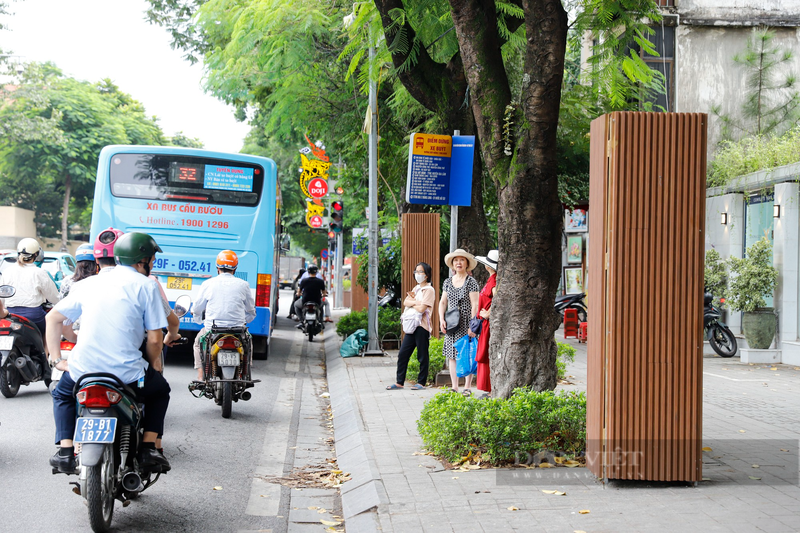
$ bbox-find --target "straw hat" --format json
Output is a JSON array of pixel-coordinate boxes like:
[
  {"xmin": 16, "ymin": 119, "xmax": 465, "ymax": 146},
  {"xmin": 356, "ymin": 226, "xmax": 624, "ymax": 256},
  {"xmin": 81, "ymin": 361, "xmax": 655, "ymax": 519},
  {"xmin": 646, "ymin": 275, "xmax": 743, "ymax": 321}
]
[
  {"xmin": 444, "ymin": 248, "xmax": 477, "ymax": 271},
  {"xmin": 475, "ymin": 250, "xmax": 499, "ymax": 270}
]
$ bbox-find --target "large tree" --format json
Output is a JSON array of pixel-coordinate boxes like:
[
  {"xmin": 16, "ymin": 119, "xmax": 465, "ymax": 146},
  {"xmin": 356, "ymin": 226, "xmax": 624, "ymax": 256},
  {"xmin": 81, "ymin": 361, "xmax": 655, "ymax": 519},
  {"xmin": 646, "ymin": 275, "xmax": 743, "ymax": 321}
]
[{"xmin": 0, "ymin": 66, "xmax": 165, "ymax": 247}]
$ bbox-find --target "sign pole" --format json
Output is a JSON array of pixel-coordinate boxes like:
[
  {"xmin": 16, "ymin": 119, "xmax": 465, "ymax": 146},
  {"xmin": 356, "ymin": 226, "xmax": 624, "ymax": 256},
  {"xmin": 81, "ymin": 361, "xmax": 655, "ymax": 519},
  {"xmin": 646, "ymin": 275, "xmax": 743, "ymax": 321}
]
[
  {"xmin": 335, "ymin": 232, "xmax": 344, "ymax": 309},
  {"xmin": 366, "ymin": 37, "xmax": 380, "ymax": 354},
  {"xmin": 449, "ymin": 130, "xmax": 460, "ymax": 255}
]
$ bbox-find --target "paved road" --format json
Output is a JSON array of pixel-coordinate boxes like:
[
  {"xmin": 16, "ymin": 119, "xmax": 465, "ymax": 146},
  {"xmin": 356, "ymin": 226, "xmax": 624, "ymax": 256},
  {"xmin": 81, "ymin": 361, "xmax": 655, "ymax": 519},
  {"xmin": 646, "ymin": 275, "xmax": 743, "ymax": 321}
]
[{"xmin": 0, "ymin": 289, "xmax": 341, "ymax": 532}]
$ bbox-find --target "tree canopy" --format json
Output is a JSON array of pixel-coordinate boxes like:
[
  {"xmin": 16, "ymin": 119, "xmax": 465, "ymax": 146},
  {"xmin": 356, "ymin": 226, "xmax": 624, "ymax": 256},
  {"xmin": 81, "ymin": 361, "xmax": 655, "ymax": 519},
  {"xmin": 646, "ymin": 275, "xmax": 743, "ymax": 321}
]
[{"xmin": 0, "ymin": 64, "xmax": 166, "ymax": 246}]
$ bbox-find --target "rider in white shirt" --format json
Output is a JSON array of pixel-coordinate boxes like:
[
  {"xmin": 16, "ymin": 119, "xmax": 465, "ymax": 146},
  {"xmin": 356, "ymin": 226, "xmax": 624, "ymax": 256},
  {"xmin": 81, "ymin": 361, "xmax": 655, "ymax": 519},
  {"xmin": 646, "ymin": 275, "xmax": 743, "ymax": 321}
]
[{"xmin": 191, "ymin": 250, "xmax": 256, "ymax": 381}]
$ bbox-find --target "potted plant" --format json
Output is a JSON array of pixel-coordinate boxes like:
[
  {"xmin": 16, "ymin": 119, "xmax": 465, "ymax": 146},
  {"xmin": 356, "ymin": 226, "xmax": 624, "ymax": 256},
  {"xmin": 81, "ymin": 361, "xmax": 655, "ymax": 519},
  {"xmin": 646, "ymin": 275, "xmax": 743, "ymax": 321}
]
[{"xmin": 726, "ymin": 237, "xmax": 779, "ymax": 349}]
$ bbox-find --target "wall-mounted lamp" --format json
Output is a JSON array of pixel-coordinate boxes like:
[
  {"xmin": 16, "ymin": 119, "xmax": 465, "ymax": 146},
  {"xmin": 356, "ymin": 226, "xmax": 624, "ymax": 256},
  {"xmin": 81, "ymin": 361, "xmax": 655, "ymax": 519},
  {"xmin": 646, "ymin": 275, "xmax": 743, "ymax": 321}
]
[
  {"xmin": 774, "ymin": 204, "xmax": 781, "ymax": 218},
  {"xmin": 721, "ymin": 212, "xmax": 728, "ymax": 225}
]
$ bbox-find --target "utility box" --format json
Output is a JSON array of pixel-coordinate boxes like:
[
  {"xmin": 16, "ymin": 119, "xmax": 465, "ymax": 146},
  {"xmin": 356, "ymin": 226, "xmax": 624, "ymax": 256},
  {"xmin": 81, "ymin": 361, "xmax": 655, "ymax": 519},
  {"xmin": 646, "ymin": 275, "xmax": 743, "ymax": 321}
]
[{"xmin": 586, "ymin": 112, "xmax": 707, "ymax": 482}]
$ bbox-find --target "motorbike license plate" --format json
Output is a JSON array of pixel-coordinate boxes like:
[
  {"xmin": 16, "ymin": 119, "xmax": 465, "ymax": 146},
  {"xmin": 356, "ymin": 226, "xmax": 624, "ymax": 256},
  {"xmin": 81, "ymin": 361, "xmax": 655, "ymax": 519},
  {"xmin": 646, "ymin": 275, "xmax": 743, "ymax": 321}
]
[
  {"xmin": 74, "ymin": 417, "xmax": 117, "ymax": 444},
  {"xmin": 0, "ymin": 336, "xmax": 13, "ymax": 350},
  {"xmin": 167, "ymin": 276, "xmax": 192, "ymax": 290},
  {"xmin": 217, "ymin": 350, "xmax": 240, "ymax": 366}
]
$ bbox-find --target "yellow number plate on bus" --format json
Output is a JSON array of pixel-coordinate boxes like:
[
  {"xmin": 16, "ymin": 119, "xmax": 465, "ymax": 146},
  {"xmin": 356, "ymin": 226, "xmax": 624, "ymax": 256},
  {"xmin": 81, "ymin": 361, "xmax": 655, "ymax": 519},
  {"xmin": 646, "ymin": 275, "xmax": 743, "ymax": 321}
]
[{"xmin": 167, "ymin": 277, "xmax": 192, "ymax": 290}]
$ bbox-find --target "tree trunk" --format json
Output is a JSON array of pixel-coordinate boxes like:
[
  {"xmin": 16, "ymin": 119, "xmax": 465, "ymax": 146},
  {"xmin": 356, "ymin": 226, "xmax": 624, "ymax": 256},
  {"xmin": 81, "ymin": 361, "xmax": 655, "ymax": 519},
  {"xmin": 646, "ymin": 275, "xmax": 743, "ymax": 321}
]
[
  {"xmin": 60, "ymin": 174, "xmax": 71, "ymax": 252},
  {"xmin": 449, "ymin": 0, "xmax": 568, "ymax": 397}
]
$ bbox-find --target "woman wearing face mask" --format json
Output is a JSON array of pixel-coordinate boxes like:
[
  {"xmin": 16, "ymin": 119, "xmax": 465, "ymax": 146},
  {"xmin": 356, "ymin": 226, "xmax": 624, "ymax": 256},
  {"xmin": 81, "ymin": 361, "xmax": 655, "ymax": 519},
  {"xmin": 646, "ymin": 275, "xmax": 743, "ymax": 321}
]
[{"xmin": 386, "ymin": 262, "xmax": 435, "ymax": 390}]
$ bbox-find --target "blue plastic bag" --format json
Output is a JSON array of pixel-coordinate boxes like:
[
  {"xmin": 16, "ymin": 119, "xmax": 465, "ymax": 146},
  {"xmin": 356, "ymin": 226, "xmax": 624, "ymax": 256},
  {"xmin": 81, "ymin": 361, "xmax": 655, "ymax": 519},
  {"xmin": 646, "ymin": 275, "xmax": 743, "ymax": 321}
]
[
  {"xmin": 454, "ymin": 335, "xmax": 478, "ymax": 378},
  {"xmin": 340, "ymin": 329, "xmax": 368, "ymax": 358}
]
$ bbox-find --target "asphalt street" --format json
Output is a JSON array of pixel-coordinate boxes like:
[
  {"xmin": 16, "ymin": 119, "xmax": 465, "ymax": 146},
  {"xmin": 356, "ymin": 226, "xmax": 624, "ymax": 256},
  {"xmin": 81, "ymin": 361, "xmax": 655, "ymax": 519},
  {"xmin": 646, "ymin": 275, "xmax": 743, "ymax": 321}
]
[{"xmin": 0, "ymin": 289, "xmax": 341, "ymax": 532}]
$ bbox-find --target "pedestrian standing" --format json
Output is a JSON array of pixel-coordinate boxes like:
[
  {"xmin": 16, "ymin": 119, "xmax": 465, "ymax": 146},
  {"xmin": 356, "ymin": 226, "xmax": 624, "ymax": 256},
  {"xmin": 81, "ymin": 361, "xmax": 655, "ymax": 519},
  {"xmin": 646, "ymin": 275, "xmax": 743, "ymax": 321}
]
[
  {"xmin": 439, "ymin": 249, "xmax": 480, "ymax": 395},
  {"xmin": 474, "ymin": 250, "xmax": 498, "ymax": 398},
  {"xmin": 386, "ymin": 262, "xmax": 435, "ymax": 390}
]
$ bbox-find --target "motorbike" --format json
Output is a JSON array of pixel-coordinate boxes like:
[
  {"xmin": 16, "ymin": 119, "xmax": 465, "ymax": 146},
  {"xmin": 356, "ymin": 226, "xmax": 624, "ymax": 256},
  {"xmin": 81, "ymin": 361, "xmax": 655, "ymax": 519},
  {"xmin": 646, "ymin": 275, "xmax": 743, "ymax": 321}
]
[
  {"xmin": 49, "ymin": 339, "xmax": 75, "ymax": 394},
  {"xmin": 189, "ymin": 297, "xmax": 260, "ymax": 418},
  {"xmin": 555, "ymin": 292, "xmax": 588, "ymax": 324},
  {"xmin": 54, "ymin": 295, "xmax": 191, "ymax": 532},
  {"xmin": 300, "ymin": 300, "xmax": 324, "ymax": 342},
  {"xmin": 704, "ymin": 293, "xmax": 738, "ymax": 357},
  {"xmin": 0, "ymin": 285, "xmax": 51, "ymax": 398}
]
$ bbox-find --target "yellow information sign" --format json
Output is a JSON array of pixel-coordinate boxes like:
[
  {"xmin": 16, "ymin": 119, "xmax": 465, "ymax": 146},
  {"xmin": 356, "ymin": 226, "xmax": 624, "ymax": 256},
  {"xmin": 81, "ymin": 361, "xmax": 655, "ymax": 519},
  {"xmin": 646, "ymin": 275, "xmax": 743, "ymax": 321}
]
[{"xmin": 411, "ymin": 133, "xmax": 452, "ymax": 157}]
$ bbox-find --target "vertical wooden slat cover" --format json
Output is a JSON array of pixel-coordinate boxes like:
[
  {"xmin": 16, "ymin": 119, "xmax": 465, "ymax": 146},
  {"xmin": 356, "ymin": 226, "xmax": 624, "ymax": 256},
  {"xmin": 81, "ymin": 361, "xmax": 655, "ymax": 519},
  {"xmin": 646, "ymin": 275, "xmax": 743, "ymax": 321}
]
[
  {"xmin": 350, "ymin": 260, "xmax": 368, "ymax": 312},
  {"xmin": 587, "ymin": 112, "xmax": 706, "ymax": 482},
  {"xmin": 402, "ymin": 214, "xmax": 441, "ymax": 338}
]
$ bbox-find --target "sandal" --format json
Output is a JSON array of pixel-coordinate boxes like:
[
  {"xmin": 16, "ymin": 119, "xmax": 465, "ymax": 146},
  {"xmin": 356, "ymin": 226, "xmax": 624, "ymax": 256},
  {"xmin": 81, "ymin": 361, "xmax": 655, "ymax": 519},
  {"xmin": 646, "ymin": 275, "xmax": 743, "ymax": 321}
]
[
  {"xmin": 410, "ymin": 384, "xmax": 425, "ymax": 390},
  {"xmin": 386, "ymin": 383, "xmax": 404, "ymax": 390},
  {"xmin": 462, "ymin": 389, "xmax": 472, "ymax": 397}
]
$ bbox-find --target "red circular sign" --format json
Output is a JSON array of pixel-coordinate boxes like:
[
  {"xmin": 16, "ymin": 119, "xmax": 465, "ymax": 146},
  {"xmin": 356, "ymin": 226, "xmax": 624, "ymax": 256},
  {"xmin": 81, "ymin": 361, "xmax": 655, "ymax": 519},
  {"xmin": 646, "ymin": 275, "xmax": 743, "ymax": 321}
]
[
  {"xmin": 309, "ymin": 215, "xmax": 323, "ymax": 228},
  {"xmin": 308, "ymin": 178, "xmax": 329, "ymax": 198}
]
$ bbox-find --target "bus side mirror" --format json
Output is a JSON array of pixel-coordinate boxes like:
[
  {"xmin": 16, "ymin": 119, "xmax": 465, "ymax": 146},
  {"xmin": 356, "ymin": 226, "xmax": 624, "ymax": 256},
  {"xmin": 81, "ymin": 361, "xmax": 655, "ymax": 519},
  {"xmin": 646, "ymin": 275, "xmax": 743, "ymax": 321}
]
[
  {"xmin": 281, "ymin": 234, "xmax": 291, "ymax": 252},
  {"xmin": 173, "ymin": 295, "xmax": 192, "ymax": 318}
]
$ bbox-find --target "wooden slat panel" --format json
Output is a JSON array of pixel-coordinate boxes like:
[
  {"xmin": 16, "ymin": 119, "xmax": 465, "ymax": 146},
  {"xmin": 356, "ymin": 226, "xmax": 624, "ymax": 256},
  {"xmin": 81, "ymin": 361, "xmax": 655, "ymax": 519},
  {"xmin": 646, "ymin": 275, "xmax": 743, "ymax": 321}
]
[
  {"xmin": 401, "ymin": 214, "xmax": 441, "ymax": 338},
  {"xmin": 587, "ymin": 112, "xmax": 706, "ymax": 482},
  {"xmin": 350, "ymin": 260, "xmax": 368, "ymax": 312}
]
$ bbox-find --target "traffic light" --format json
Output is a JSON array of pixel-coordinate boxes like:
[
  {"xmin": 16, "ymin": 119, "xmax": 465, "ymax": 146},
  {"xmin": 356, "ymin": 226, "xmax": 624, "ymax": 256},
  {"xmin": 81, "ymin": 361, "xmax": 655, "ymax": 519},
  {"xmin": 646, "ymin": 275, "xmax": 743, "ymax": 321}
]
[{"xmin": 329, "ymin": 200, "xmax": 343, "ymax": 233}]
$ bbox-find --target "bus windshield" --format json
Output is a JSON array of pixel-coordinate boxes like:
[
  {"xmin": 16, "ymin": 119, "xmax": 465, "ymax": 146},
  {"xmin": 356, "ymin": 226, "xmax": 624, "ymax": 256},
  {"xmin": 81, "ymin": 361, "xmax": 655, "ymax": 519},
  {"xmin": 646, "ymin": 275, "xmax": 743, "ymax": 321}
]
[{"xmin": 109, "ymin": 153, "xmax": 264, "ymax": 206}]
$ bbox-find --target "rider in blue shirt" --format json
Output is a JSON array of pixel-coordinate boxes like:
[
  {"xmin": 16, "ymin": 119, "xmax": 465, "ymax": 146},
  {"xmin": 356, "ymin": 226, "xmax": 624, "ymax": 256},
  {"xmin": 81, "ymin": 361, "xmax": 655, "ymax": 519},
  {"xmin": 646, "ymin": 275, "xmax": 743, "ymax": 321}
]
[{"xmin": 45, "ymin": 232, "xmax": 171, "ymax": 474}]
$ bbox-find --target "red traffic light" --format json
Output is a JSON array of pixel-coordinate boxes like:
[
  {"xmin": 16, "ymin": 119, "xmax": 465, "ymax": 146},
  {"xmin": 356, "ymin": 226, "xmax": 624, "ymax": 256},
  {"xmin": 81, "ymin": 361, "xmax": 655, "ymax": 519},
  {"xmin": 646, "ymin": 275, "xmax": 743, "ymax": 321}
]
[
  {"xmin": 328, "ymin": 231, "xmax": 335, "ymax": 239},
  {"xmin": 332, "ymin": 200, "xmax": 343, "ymax": 211}
]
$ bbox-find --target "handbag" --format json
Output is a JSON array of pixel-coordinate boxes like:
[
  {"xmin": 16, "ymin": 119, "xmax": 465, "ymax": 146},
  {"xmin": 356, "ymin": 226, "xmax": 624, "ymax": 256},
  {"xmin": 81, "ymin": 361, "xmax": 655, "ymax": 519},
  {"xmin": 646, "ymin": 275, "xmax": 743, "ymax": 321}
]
[
  {"xmin": 469, "ymin": 316, "xmax": 482, "ymax": 335},
  {"xmin": 444, "ymin": 307, "xmax": 460, "ymax": 334},
  {"xmin": 402, "ymin": 286, "xmax": 432, "ymax": 334}
]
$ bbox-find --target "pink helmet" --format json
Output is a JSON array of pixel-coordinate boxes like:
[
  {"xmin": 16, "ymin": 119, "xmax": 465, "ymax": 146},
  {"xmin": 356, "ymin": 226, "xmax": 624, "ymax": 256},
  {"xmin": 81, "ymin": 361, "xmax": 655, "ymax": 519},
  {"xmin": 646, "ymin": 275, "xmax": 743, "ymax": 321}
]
[{"xmin": 93, "ymin": 227, "xmax": 124, "ymax": 259}]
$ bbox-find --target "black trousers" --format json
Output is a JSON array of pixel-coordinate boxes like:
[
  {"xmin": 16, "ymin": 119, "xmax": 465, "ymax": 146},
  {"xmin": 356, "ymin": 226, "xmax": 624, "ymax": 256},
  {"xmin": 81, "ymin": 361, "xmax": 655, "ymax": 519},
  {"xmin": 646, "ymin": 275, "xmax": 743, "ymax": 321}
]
[{"xmin": 396, "ymin": 326, "xmax": 430, "ymax": 386}]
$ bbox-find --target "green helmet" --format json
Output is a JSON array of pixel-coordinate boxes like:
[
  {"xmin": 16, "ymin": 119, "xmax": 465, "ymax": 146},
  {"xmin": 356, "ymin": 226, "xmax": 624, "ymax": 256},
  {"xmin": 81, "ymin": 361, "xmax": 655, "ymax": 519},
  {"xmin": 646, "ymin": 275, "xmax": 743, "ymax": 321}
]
[{"xmin": 114, "ymin": 232, "xmax": 163, "ymax": 266}]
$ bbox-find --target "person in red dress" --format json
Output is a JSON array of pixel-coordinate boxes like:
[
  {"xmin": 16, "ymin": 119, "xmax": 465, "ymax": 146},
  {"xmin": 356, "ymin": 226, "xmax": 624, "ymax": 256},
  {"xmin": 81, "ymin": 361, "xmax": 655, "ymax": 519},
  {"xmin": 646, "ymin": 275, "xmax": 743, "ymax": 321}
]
[{"xmin": 475, "ymin": 250, "xmax": 498, "ymax": 397}]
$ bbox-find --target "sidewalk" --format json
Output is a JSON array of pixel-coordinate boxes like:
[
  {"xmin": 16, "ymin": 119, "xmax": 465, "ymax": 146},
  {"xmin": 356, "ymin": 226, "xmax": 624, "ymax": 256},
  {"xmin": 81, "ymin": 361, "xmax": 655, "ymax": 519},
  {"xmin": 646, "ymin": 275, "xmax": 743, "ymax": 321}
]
[{"xmin": 326, "ymin": 320, "xmax": 800, "ymax": 532}]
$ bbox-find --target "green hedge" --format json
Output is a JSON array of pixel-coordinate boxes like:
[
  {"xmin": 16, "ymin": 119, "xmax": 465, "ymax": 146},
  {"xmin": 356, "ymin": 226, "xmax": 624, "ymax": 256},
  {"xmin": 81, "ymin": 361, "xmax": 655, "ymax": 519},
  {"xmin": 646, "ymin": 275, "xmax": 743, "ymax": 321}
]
[
  {"xmin": 406, "ymin": 337, "xmax": 445, "ymax": 383},
  {"xmin": 417, "ymin": 388, "xmax": 586, "ymax": 464},
  {"xmin": 336, "ymin": 307, "xmax": 402, "ymax": 341},
  {"xmin": 556, "ymin": 341, "xmax": 576, "ymax": 380}
]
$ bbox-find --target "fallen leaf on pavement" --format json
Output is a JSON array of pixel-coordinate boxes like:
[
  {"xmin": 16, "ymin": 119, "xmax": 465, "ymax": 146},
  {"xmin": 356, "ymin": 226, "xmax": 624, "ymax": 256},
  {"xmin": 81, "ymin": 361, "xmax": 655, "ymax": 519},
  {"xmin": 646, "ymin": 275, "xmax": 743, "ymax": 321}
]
[
  {"xmin": 452, "ymin": 476, "xmax": 459, "ymax": 479},
  {"xmin": 578, "ymin": 509, "xmax": 590, "ymax": 514},
  {"xmin": 320, "ymin": 519, "xmax": 341, "ymax": 526},
  {"xmin": 507, "ymin": 506, "xmax": 519, "ymax": 511},
  {"xmin": 702, "ymin": 478, "xmax": 711, "ymax": 481},
  {"xmin": 575, "ymin": 530, "xmax": 587, "ymax": 533},
  {"xmin": 739, "ymin": 430, "xmax": 746, "ymax": 433},
  {"xmin": 539, "ymin": 463, "xmax": 554, "ymax": 468},
  {"xmin": 320, "ymin": 392, "xmax": 330, "ymax": 398},
  {"xmin": 752, "ymin": 464, "xmax": 760, "ymax": 468},
  {"xmin": 308, "ymin": 506, "xmax": 318, "ymax": 510},
  {"xmin": 542, "ymin": 490, "xmax": 566, "ymax": 495},
  {"xmin": 702, "ymin": 447, "xmax": 712, "ymax": 452},
  {"xmin": 749, "ymin": 476, "xmax": 761, "ymax": 480},
  {"xmin": 564, "ymin": 460, "xmax": 581, "ymax": 468},
  {"xmin": 554, "ymin": 457, "xmax": 565, "ymax": 464},
  {"xmin": 318, "ymin": 509, "xmax": 327, "ymax": 514},
  {"xmin": 770, "ymin": 367, "xmax": 777, "ymax": 371},
  {"xmin": 780, "ymin": 448, "xmax": 790, "ymax": 452},
  {"xmin": 213, "ymin": 486, "xmax": 223, "ymax": 491}
]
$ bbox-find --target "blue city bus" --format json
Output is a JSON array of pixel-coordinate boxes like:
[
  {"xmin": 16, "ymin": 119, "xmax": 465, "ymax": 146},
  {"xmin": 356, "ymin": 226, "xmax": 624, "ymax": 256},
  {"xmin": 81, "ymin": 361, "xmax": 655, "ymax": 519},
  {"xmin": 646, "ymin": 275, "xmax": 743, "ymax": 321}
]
[{"xmin": 90, "ymin": 145, "xmax": 281, "ymax": 357}]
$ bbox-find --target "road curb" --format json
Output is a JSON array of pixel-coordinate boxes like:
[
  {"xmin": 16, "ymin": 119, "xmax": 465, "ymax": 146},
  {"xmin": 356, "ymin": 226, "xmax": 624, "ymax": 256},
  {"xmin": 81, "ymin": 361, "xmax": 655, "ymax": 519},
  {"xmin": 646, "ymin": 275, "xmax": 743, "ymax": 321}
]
[{"xmin": 324, "ymin": 329, "xmax": 383, "ymax": 531}]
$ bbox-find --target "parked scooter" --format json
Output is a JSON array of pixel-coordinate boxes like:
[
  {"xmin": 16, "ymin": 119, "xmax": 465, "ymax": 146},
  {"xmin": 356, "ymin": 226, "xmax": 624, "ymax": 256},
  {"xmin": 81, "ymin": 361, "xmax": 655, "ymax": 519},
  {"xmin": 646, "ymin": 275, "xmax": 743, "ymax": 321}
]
[
  {"xmin": 704, "ymin": 292, "xmax": 738, "ymax": 357},
  {"xmin": 187, "ymin": 296, "xmax": 260, "ymax": 418},
  {"xmin": 555, "ymin": 292, "xmax": 588, "ymax": 324},
  {"xmin": 300, "ymin": 301, "xmax": 324, "ymax": 342},
  {"xmin": 0, "ymin": 285, "xmax": 51, "ymax": 398}
]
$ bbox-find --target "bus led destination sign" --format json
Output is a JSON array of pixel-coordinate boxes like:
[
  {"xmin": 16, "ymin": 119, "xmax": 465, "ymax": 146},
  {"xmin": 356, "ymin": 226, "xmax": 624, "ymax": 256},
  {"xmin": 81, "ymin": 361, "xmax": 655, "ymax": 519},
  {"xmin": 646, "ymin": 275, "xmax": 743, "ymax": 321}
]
[{"xmin": 205, "ymin": 165, "xmax": 254, "ymax": 193}]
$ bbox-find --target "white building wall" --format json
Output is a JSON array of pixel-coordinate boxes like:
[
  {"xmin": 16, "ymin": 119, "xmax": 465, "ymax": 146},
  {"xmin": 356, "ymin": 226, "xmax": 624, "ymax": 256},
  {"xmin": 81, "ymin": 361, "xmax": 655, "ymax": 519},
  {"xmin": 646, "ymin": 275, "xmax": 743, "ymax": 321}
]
[{"xmin": 773, "ymin": 183, "xmax": 800, "ymax": 363}]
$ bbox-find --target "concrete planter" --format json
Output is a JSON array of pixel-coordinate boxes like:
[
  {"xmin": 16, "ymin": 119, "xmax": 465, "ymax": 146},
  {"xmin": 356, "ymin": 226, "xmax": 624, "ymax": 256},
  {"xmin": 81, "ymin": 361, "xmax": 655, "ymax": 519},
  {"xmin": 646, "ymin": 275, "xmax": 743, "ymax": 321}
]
[{"xmin": 742, "ymin": 308, "xmax": 777, "ymax": 349}]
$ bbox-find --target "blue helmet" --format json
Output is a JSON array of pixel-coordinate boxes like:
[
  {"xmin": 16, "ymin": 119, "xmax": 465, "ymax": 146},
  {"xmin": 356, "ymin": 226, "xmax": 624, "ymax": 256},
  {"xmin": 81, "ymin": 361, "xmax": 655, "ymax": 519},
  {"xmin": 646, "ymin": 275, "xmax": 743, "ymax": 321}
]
[{"xmin": 75, "ymin": 243, "xmax": 95, "ymax": 262}]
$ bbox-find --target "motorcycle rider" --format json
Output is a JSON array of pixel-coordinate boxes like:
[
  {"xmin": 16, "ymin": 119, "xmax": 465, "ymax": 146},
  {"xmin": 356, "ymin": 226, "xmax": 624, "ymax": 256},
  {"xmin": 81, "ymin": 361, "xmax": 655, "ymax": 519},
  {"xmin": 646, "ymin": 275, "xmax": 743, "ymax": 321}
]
[
  {"xmin": 45, "ymin": 232, "xmax": 171, "ymax": 474},
  {"xmin": 1, "ymin": 238, "xmax": 60, "ymax": 365},
  {"xmin": 191, "ymin": 250, "xmax": 256, "ymax": 381},
  {"xmin": 294, "ymin": 265, "xmax": 327, "ymax": 325}
]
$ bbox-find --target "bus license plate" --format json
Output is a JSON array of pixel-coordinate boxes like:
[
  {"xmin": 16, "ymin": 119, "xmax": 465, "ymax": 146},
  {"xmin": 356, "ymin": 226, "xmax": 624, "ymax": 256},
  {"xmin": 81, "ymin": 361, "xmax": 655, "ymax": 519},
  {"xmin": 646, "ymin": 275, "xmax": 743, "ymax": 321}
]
[
  {"xmin": 167, "ymin": 277, "xmax": 192, "ymax": 290},
  {"xmin": 74, "ymin": 418, "xmax": 117, "ymax": 444},
  {"xmin": 217, "ymin": 351, "xmax": 240, "ymax": 366},
  {"xmin": 0, "ymin": 336, "xmax": 13, "ymax": 350}
]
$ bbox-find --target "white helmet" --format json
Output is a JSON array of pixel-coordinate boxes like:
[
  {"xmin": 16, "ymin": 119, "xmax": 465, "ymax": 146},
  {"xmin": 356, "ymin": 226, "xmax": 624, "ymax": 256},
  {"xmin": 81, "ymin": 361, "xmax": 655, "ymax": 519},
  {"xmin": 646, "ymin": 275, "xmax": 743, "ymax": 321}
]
[{"xmin": 17, "ymin": 237, "xmax": 41, "ymax": 258}]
